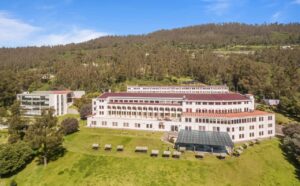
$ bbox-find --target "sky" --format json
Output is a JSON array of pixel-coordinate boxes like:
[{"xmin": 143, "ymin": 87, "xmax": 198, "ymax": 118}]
[{"xmin": 0, "ymin": 0, "xmax": 299, "ymax": 47}]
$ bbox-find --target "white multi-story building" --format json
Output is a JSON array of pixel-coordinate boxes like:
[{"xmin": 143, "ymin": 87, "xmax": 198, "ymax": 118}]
[
  {"xmin": 127, "ymin": 85, "xmax": 229, "ymax": 94},
  {"xmin": 17, "ymin": 90, "xmax": 85, "ymax": 116},
  {"xmin": 87, "ymin": 88, "xmax": 275, "ymax": 142}
]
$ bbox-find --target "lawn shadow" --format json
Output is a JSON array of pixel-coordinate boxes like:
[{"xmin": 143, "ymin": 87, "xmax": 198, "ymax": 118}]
[{"xmin": 278, "ymin": 138, "xmax": 300, "ymax": 180}]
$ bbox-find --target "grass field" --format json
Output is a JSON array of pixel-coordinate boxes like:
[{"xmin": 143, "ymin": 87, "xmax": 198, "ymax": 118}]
[{"xmin": 1, "ymin": 115, "xmax": 299, "ymax": 186}]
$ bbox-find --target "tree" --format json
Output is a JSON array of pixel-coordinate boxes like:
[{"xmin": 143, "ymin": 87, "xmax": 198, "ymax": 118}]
[
  {"xmin": 61, "ymin": 118, "xmax": 79, "ymax": 135},
  {"xmin": 79, "ymin": 104, "xmax": 92, "ymax": 120},
  {"xmin": 25, "ymin": 110, "xmax": 64, "ymax": 166},
  {"xmin": 7, "ymin": 101, "xmax": 27, "ymax": 144},
  {"xmin": 282, "ymin": 123, "xmax": 300, "ymax": 165},
  {"xmin": 0, "ymin": 141, "xmax": 33, "ymax": 177}
]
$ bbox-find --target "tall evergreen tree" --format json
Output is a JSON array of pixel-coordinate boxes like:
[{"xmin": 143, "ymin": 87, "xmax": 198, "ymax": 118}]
[
  {"xmin": 25, "ymin": 109, "xmax": 64, "ymax": 166},
  {"xmin": 8, "ymin": 101, "xmax": 27, "ymax": 144}
]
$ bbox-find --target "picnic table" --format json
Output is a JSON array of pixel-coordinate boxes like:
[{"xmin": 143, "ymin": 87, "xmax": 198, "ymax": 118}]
[
  {"xmin": 117, "ymin": 145, "xmax": 124, "ymax": 151},
  {"xmin": 151, "ymin": 150, "xmax": 159, "ymax": 157},
  {"xmin": 105, "ymin": 144, "xmax": 112, "ymax": 150},
  {"xmin": 162, "ymin": 151, "xmax": 171, "ymax": 157},
  {"xmin": 92, "ymin": 144, "xmax": 99, "ymax": 150},
  {"xmin": 172, "ymin": 151, "xmax": 181, "ymax": 158},
  {"xmin": 135, "ymin": 146, "xmax": 148, "ymax": 153}
]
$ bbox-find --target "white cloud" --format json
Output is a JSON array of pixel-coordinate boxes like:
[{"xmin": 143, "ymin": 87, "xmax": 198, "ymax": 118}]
[
  {"xmin": 0, "ymin": 12, "xmax": 40, "ymax": 41},
  {"xmin": 203, "ymin": 0, "xmax": 231, "ymax": 16},
  {"xmin": 0, "ymin": 11, "xmax": 109, "ymax": 47},
  {"xmin": 292, "ymin": 0, "xmax": 300, "ymax": 4},
  {"xmin": 35, "ymin": 28, "xmax": 108, "ymax": 46},
  {"xmin": 271, "ymin": 11, "xmax": 281, "ymax": 22}
]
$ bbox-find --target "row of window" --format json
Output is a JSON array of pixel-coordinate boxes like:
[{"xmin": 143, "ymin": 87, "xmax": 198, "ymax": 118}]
[
  {"xmin": 108, "ymin": 111, "xmax": 181, "ymax": 118},
  {"xmin": 107, "ymin": 106, "xmax": 182, "ymax": 111},
  {"xmin": 188, "ymin": 101, "xmax": 249, "ymax": 105},
  {"xmin": 186, "ymin": 116, "xmax": 272, "ymax": 124},
  {"xmin": 232, "ymin": 130, "xmax": 273, "ymax": 140}
]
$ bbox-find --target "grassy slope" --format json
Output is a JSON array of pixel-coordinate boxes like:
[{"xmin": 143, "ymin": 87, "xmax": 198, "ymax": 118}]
[{"xmin": 1, "ymin": 121, "xmax": 299, "ymax": 185}]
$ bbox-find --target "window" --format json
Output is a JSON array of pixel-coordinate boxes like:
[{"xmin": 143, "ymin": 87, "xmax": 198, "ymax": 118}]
[
  {"xmin": 259, "ymin": 124, "xmax": 264, "ymax": 129},
  {"xmin": 185, "ymin": 126, "xmax": 192, "ymax": 131},
  {"xmin": 112, "ymin": 122, "xmax": 118, "ymax": 127},
  {"xmin": 159, "ymin": 122, "xmax": 165, "ymax": 129},
  {"xmin": 268, "ymin": 130, "xmax": 273, "ymax": 135},
  {"xmin": 135, "ymin": 123, "xmax": 140, "ymax": 128},
  {"xmin": 239, "ymin": 134, "xmax": 244, "ymax": 139},
  {"xmin": 101, "ymin": 121, "xmax": 107, "ymax": 126},
  {"xmin": 227, "ymin": 127, "xmax": 230, "ymax": 132},
  {"xmin": 146, "ymin": 124, "xmax": 153, "ymax": 128},
  {"xmin": 199, "ymin": 126, "xmax": 205, "ymax": 131},
  {"xmin": 232, "ymin": 135, "xmax": 235, "ymax": 140},
  {"xmin": 213, "ymin": 127, "xmax": 220, "ymax": 132},
  {"xmin": 259, "ymin": 131, "xmax": 264, "ymax": 136},
  {"xmin": 91, "ymin": 121, "xmax": 97, "ymax": 125},
  {"xmin": 239, "ymin": 126, "xmax": 244, "ymax": 131},
  {"xmin": 259, "ymin": 117, "xmax": 264, "ymax": 122},
  {"xmin": 232, "ymin": 127, "xmax": 235, "ymax": 132},
  {"xmin": 123, "ymin": 122, "xmax": 129, "ymax": 127},
  {"xmin": 268, "ymin": 123, "xmax": 273, "ymax": 128},
  {"xmin": 249, "ymin": 132, "xmax": 254, "ymax": 137},
  {"xmin": 249, "ymin": 125, "xmax": 255, "ymax": 130},
  {"xmin": 268, "ymin": 116, "xmax": 272, "ymax": 120},
  {"xmin": 185, "ymin": 118, "xmax": 192, "ymax": 122}
]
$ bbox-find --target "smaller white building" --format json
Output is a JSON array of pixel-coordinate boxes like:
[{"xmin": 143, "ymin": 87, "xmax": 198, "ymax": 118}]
[
  {"xmin": 263, "ymin": 99, "xmax": 280, "ymax": 106},
  {"xmin": 17, "ymin": 90, "xmax": 85, "ymax": 116}
]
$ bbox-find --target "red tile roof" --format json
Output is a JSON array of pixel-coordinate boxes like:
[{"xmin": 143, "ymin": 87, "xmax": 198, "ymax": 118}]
[
  {"xmin": 99, "ymin": 92, "xmax": 249, "ymax": 101},
  {"xmin": 182, "ymin": 110, "xmax": 273, "ymax": 118}
]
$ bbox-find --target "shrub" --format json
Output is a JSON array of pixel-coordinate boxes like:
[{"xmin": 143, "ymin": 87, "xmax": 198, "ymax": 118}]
[
  {"xmin": 282, "ymin": 123, "xmax": 300, "ymax": 164},
  {"xmin": 61, "ymin": 118, "xmax": 79, "ymax": 135},
  {"xmin": 79, "ymin": 104, "xmax": 92, "ymax": 120},
  {"xmin": 0, "ymin": 141, "xmax": 33, "ymax": 176}
]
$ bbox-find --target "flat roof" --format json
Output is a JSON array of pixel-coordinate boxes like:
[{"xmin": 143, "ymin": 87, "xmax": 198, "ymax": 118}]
[
  {"xmin": 175, "ymin": 130, "xmax": 234, "ymax": 148},
  {"xmin": 99, "ymin": 92, "xmax": 249, "ymax": 101},
  {"xmin": 19, "ymin": 90, "xmax": 72, "ymax": 95}
]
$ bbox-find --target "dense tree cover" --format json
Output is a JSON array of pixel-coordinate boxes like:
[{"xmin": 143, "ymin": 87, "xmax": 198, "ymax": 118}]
[
  {"xmin": 0, "ymin": 141, "xmax": 33, "ymax": 176},
  {"xmin": 0, "ymin": 23, "xmax": 299, "ymax": 118},
  {"xmin": 25, "ymin": 110, "xmax": 64, "ymax": 166},
  {"xmin": 282, "ymin": 123, "xmax": 300, "ymax": 165},
  {"xmin": 61, "ymin": 118, "xmax": 79, "ymax": 135}
]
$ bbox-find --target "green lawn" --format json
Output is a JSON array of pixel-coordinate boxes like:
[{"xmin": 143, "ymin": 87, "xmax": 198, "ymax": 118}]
[{"xmin": 1, "ymin": 116, "xmax": 299, "ymax": 186}]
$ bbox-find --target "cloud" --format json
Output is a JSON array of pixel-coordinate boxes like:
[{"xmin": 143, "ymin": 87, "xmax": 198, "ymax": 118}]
[
  {"xmin": 203, "ymin": 0, "xmax": 231, "ymax": 16},
  {"xmin": 271, "ymin": 11, "xmax": 281, "ymax": 22},
  {"xmin": 0, "ymin": 12, "xmax": 40, "ymax": 41},
  {"xmin": 0, "ymin": 11, "xmax": 108, "ymax": 47},
  {"xmin": 35, "ymin": 28, "xmax": 108, "ymax": 46},
  {"xmin": 292, "ymin": 0, "xmax": 300, "ymax": 4}
]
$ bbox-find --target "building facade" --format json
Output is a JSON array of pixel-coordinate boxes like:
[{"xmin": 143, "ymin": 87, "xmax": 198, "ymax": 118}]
[
  {"xmin": 127, "ymin": 85, "xmax": 229, "ymax": 94},
  {"xmin": 17, "ymin": 90, "xmax": 85, "ymax": 116},
  {"xmin": 87, "ymin": 88, "xmax": 275, "ymax": 142}
]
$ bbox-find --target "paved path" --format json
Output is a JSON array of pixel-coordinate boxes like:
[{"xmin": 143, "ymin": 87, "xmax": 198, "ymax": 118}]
[{"xmin": 67, "ymin": 108, "xmax": 79, "ymax": 115}]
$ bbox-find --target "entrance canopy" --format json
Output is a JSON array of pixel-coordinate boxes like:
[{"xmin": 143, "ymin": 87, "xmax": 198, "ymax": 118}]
[{"xmin": 175, "ymin": 130, "xmax": 234, "ymax": 153}]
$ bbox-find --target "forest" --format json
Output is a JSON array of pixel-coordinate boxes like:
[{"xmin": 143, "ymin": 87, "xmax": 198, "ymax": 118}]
[{"xmin": 0, "ymin": 23, "xmax": 300, "ymax": 119}]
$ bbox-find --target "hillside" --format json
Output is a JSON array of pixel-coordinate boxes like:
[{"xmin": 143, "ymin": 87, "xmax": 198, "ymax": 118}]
[{"xmin": 0, "ymin": 23, "xmax": 299, "ymax": 119}]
